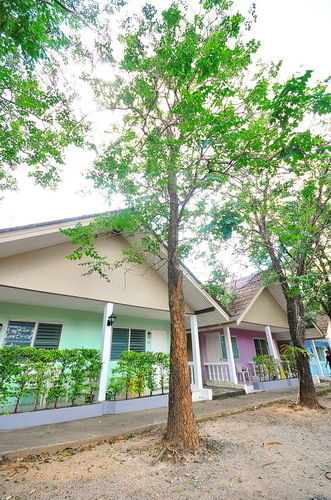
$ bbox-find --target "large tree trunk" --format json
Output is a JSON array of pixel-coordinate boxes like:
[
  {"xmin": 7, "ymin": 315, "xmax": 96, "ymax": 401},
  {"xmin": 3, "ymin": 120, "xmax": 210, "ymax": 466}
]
[
  {"xmin": 261, "ymin": 229, "xmax": 320, "ymax": 408},
  {"xmin": 164, "ymin": 170, "xmax": 200, "ymax": 450},
  {"xmin": 286, "ymin": 294, "xmax": 320, "ymax": 408}
]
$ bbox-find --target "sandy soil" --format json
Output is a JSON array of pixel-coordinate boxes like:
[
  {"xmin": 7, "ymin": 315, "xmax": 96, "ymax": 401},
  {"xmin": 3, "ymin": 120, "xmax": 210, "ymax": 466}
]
[{"xmin": 1, "ymin": 394, "xmax": 331, "ymax": 500}]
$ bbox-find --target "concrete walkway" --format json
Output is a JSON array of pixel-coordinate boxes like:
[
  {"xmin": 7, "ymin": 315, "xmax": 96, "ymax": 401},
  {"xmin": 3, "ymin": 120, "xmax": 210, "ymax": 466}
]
[{"xmin": 1, "ymin": 385, "xmax": 330, "ymax": 459}]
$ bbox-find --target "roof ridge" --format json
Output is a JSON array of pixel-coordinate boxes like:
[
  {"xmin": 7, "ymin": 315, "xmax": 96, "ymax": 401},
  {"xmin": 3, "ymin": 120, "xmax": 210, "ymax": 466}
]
[{"xmin": 228, "ymin": 273, "xmax": 262, "ymax": 291}]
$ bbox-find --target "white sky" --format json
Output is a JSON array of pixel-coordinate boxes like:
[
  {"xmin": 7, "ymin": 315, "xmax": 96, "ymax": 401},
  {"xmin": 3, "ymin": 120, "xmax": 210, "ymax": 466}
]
[{"xmin": 1, "ymin": 0, "xmax": 330, "ymax": 267}]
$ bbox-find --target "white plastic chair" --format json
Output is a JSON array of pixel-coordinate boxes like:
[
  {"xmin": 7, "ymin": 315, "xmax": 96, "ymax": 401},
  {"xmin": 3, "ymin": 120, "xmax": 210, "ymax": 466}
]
[{"xmin": 235, "ymin": 363, "xmax": 251, "ymax": 383}]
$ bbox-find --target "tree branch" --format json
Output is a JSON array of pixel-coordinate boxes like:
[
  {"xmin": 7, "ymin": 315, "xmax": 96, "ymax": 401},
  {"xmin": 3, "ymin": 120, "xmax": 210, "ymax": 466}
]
[{"xmin": 38, "ymin": 0, "xmax": 77, "ymax": 15}]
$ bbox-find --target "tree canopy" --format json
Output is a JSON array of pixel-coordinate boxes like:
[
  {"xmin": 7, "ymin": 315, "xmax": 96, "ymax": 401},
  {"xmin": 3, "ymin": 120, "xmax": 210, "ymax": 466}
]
[
  {"xmin": 206, "ymin": 68, "xmax": 331, "ymax": 407},
  {"xmin": 0, "ymin": 0, "xmax": 99, "ymax": 189}
]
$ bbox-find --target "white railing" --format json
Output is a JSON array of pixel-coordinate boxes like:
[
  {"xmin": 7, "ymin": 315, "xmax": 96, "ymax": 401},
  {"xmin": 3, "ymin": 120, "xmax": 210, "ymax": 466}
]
[
  {"xmin": 204, "ymin": 361, "xmax": 230, "ymax": 383},
  {"xmin": 249, "ymin": 359, "xmax": 298, "ymax": 381},
  {"xmin": 188, "ymin": 361, "xmax": 195, "ymax": 385}
]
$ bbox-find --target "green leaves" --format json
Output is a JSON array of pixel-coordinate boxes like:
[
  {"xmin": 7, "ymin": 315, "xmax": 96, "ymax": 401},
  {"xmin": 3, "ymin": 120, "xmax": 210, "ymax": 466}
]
[
  {"xmin": 200, "ymin": 206, "xmax": 241, "ymax": 241},
  {"xmin": 162, "ymin": 4, "xmax": 183, "ymax": 29},
  {"xmin": 0, "ymin": 0, "xmax": 100, "ymax": 190},
  {"xmin": 203, "ymin": 267, "xmax": 237, "ymax": 307},
  {"xmin": 0, "ymin": 0, "xmax": 100, "ymax": 64},
  {"xmin": 0, "ymin": 347, "xmax": 102, "ymax": 413},
  {"xmin": 108, "ymin": 351, "xmax": 170, "ymax": 400}
]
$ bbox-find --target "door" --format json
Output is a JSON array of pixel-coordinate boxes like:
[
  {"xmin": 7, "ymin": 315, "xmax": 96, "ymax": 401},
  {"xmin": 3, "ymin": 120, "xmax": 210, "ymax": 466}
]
[
  {"xmin": 151, "ymin": 330, "xmax": 169, "ymax": 354},
  {"xmin": 206, "ymin": 332, "xmax": 221, "ymax": 361}
]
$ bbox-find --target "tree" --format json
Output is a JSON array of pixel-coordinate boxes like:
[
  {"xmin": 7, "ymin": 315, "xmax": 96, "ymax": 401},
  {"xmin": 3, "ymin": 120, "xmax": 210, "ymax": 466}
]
[
  {"xmin": 212, "ymin": 70, "xmax": 331, "ymax": 407},
  {"xmin": 300, "ymin": 244, "xmax": 330, "ymax": 322},
  {"xmin": 0, "ymin": 0, "xmax": 99, "ymax": 189},
  {"xmin": 64, "ymin": 0, "xmax": 263, "ymax": 449}
]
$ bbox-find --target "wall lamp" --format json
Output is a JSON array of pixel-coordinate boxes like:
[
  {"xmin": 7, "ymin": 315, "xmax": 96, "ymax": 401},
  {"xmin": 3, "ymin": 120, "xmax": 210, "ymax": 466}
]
[{"xmin": 107, "ymin": 313, "xmax": 117, "ymax": 327}]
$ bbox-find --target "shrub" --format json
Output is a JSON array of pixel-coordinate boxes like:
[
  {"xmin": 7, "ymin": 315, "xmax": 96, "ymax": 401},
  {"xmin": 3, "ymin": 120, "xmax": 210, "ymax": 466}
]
[
  {"xmin": 0, "ymin": 347, "xmax": 102, "ymax": 413},
  {"xmin": 107, "ymin": 351, "xmax": 170, "ymax": 400},
  {"xmin": 107, "ymin": 376, "xmax": 126, "ymax": 400},
  {"xmin": 252, "ymin": 354, "xmax": 279, "ymax": 381},
  {"xmin": 154, "ymin": 352, "xmax": 170, "ymax": 394}
]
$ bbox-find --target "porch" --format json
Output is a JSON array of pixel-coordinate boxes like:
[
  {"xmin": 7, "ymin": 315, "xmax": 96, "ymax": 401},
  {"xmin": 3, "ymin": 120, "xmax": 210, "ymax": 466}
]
[
  {"xmin": 196, "ymin": 322, "xmax": 297, "ymax": 391},
  {"xmin": 0, "ymin": 285, "xmax": 214, "ymax": 414}
]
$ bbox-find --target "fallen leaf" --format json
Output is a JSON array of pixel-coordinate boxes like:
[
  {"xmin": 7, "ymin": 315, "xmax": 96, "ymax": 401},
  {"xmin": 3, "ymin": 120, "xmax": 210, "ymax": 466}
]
[
  {"xmin": 262, "ymin": 442, "xmax": 282, "ymax": 446},
  {"xmin": 261, "ymin": 461, "xmax": 276, "ymax": 467},
  {"xmin": 1, "ymin": 465, "xmax": 29, "ymax": 477},
  {"xmin": 325, "ymin": 472, "xmax": 331, "ymax": 480}
]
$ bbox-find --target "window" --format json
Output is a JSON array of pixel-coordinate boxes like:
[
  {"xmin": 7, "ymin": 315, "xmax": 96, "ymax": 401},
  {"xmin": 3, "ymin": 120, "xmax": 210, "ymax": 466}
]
[
  {"xmin": 254, "ymin": 338, "xmax": 269, "ymax": 356},
  {"xmin": 220, "ymin": 335, "xmax": 239, "ymax": 359},
  {"xmin": 2, "ymin": 320, "xmax": 62, "ymax": 349},
  {"xmin": 110, "ymin": 327, "xmax": 146, "ymax": 360},
  {"xmin": 316, "ymin": 346, "xmax": 326, "ymax": 362}
]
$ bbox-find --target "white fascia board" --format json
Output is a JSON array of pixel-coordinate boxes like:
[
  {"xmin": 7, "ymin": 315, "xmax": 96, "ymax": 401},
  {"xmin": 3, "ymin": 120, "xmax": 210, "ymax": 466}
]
[
  {"xmin": 123, "ymin": 231, "xmax": 229, "ymax": 322},
  {"xmin": 0, "ymin": 217, "xmax": 96, "ymax": 244}
]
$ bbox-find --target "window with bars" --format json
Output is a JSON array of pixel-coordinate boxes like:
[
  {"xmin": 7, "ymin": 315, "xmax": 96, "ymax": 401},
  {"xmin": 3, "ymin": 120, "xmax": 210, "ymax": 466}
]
[
  {"xmin": 220, "ymin": 335, "xmax": 239, "ymax": 359},
  {"xmin": 2, "ymin": 320, "xmax": 62, "ymax": 349},
  {"xmin": 253, "ymin": 338, "xmax": 269, "ymax": 356},
  {"xmin": 110, "ymin": 327, "xmax": 146, "ymax": 360}
]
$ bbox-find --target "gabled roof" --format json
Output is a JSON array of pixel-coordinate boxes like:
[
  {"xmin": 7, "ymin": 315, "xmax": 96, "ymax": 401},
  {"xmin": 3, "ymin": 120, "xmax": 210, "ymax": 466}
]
[
  {"xmin": 223, "ymin": 273, "xmax": 329, "ymax": 340},
  {"xmin": 225, "ymin": 274, "xmax": 264, "ymax": 324},
  {"xmin": 312, "ymin": 315, "xmax": 330, "ymax": 336},
  {"xmin": 0, "ymin": 213, "xmax": 229, "ymax": 327}
]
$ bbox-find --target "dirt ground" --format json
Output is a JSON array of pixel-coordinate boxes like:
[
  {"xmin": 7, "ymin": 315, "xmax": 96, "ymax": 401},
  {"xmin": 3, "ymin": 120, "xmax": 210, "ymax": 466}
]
[{"xmin": 1, "ymin": 393, "xmax": 331, "ymax": 500}]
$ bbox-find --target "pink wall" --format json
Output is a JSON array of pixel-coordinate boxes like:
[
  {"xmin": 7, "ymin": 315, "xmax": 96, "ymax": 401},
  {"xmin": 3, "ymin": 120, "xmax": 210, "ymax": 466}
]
[
  {"xmin": 200, "ymin": 327, "xmax": 277, "ymax": 368},
  {"xmin": 231, "ymin": 328, "xmax": 268, "ymax": 366}
]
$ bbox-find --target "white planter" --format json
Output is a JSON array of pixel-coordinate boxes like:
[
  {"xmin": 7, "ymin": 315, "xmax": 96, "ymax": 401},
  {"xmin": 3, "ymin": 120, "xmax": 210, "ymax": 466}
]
[
  {"xmin": 103, "ymin": 394, "xmax": 169, "ymax": 414},
  {"xmin": 0, "ymin": 395, "xmax": 170, "ymax": 429},
  {"xmin": 253, "ymin": 378, "xmax": 299, "ymax": 391},
  {"xmin": 0, "ymin": 403, "xmax": 104, "ymax": 430}
]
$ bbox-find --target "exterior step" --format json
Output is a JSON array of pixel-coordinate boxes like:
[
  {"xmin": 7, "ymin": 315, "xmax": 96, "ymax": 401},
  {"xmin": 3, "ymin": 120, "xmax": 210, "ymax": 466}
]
[{"xmin": 207, "ymin": 386, "xmax": 246, "ymax": 400}]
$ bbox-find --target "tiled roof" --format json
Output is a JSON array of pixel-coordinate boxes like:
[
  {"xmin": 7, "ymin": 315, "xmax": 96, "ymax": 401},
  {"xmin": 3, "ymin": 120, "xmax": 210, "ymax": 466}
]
[
  {"xmin": 226, "ymin": 274, "xmax": 264, "ymax": 323},
  {"xmin": 312, "ymin": 315, "xmax": 330, "ymax": 335}
]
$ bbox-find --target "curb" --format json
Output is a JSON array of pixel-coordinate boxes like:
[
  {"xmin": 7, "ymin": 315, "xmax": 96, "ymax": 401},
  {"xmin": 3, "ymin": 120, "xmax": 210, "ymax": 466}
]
[
  {"xmin": 1, "ymin": 386, "xmax": 330, "ymax": 462},
  {"xmin": 0, "ymin": 423, "xmax": 161, "ymax": 462},
  {"xmin": 0, "ymin": 399, "xmax": 294, "ymax": 461}
]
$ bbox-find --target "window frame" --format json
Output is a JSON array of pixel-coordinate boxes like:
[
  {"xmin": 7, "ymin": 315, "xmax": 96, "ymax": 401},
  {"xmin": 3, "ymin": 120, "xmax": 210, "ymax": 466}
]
[
  {"xmin": 316, "ymin": 346, "xmax": 326, "ymax": 362},
  {"xmin": 1, "ymin": 319, "xmax": 63, "ymax": 349},
  {"xmin": 110, "ymin": 326, "xmax": 147, "ymax": 361},
  {"xmin": 219, "ymin": 334, "xmax": 240, "ymax": 360},
  {"xmin": 253, "ymin": 337, "xmax": 269, "ymax": 356}
]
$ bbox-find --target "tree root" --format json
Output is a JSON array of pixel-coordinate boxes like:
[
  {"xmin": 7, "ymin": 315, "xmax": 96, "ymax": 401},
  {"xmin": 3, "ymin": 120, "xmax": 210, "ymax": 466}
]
[
  {"xmin": 290, "ymin": 400, "xmax": 325, "ymax": 410},
  {"xmin": 153, "ymin": 443, "xmax": 196, "ymax": 463},
  {"xmin": 152, "ymin": 437, "xmax": 230, "ymax": 463}
]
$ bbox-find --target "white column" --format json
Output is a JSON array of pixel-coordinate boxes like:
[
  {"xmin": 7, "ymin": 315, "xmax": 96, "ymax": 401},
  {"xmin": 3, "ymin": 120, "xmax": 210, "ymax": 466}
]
[
  {"xmin": 190, "ymin": 315, "xmax": 203, "ymax": 390},
  {"xmin": 98, "ymin": 303, "xmax": 114, "ymax": 402},
  {"xmin": 224, "ymin": 327, "xmax": 238, "ymax": 384},
  {"xmin": 265, "ymin": 325, "xmax": 280, "ymax": 359},
  {"xmin": 311, "ymin": 340, "xmax": 324, "ymax": 376}
]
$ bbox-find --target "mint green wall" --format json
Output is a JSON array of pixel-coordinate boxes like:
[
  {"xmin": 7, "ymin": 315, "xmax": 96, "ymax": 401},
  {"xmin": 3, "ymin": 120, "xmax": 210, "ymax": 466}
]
[
  {"xmin": 109, "ymin": 316, "xmax": 171, "ymax": 372},
  {"xmin": 0, "ymin": 302, "xmax": 171, "ymax": 409},
  {"xmin": 0, "ymin": 302, "xmax": 171, "ymax": 355},
  {"xmin": 0, "ymin": 302, "xmax": 103, "ymax": 349},
  {"xmin": 114, "ymin": 315, "xmax": 170, "ymax": 352}
]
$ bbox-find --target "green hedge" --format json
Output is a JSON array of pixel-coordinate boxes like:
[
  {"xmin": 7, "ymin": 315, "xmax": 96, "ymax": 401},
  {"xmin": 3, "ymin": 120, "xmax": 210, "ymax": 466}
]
[
  {"xmin": 0, "ymin": 347, "xmax": 102, "ymax": 413},
  {"xmin": 252, "ymin": 354, "xmax": 299, "ymax": 381},
  {"xmin": 107, "ymin": 351, "xmax": 170, "ymax": 400}
]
